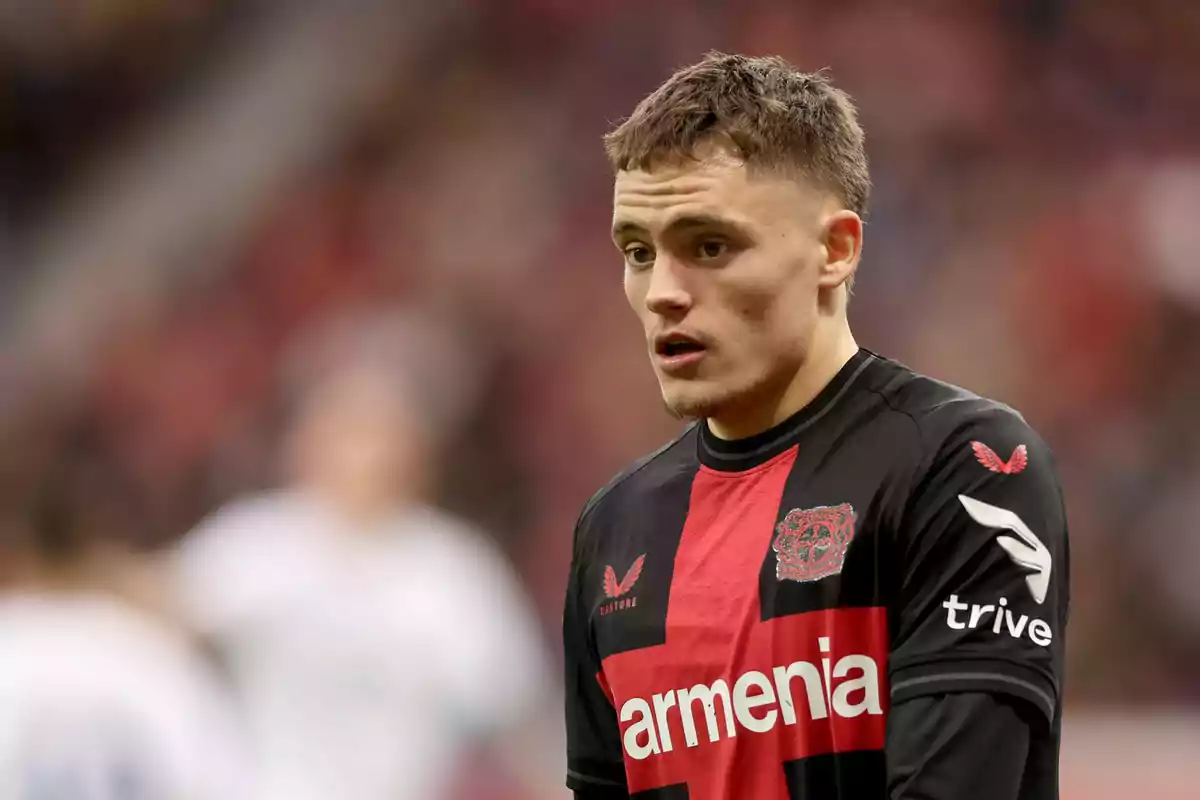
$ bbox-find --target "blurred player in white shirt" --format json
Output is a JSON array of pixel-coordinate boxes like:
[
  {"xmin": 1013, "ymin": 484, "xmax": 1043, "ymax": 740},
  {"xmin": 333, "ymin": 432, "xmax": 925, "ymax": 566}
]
[
  {"xmin": 173, "ymin": 311, "xmax": 565, "ymax": 800},
  {"xmin": 0, "ymin": 475, "xmax": 248, "ymax": 800}
]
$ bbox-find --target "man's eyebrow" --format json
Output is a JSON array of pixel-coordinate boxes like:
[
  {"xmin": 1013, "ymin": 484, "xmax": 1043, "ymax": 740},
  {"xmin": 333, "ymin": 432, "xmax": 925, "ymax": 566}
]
[
  {"xmin": 611, "ymin": 214, "xmax": 741, "ymax": 241},
  {"xmin": 611, "ymin": 220, "xmax": 644, "ymax": 241}
]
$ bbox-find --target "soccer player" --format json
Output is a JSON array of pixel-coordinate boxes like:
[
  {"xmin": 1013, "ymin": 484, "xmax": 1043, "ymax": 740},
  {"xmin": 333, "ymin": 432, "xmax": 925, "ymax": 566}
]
[
  {"xmin": 563, "ymin": 53, "xmax": 1070, "ymax": 799},
  {"xmin": 174, "ymin": 312, "xmax": 564, "ymax": 800},
  {"xmin": 0, "ymin": 472, "xmax": 249, "ymax": 800}
]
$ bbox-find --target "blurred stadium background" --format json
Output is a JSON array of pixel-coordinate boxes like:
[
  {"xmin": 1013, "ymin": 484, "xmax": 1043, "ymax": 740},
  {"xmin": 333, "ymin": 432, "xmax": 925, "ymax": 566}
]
[{"xmin": 1, "ymin": 1, "xmax": 1198, "ymax": 798}]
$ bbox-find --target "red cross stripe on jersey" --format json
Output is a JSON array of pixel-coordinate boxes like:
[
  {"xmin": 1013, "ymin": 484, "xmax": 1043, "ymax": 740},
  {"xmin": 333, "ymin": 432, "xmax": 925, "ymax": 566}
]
[{"xmin": 599, "ymin": 448, "xmax": 889, "ymax": 799}]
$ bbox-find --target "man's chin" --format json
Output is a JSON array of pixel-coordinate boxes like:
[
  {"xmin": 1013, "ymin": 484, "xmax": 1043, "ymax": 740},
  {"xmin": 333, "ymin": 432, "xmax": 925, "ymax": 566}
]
[{"xmin": 660, "ymin": 386, "xmax": 727, "ymax": 421}]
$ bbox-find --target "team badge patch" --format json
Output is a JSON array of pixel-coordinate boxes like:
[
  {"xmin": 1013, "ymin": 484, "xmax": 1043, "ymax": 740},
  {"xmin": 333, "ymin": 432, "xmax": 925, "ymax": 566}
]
[{"xmin": 772, "ymin": 504, "xmax": 857, "ymax": 583}]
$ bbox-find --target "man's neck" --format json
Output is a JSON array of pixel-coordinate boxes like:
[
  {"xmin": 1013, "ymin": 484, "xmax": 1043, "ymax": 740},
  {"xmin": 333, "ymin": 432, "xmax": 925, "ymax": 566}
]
[{"xmin": 706, "ymin": 329, "xmax": 860, "ymax": 442}]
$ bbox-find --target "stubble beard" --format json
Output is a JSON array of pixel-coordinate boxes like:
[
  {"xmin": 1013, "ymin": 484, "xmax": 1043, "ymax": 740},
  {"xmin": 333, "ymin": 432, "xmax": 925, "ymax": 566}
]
[
  {"xmin": 659, "ymin": 379, "xmax": 738, "ymax": 423},
  {"xmin": 659, "ymin": 359, "xmax": 801, "ymax": 430}
]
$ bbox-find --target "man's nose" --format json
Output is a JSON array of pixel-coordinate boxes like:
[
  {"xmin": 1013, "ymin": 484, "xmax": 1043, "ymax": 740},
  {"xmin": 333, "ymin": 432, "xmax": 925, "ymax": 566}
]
[{"xmin": 644, "ymin": 255, "xmax": 693, "ymax": 317}]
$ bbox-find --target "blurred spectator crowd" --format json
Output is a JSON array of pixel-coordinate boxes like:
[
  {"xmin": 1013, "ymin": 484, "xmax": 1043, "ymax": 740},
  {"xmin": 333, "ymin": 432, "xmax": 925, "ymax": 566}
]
[{"xmin": 1, "ymin": 0, "xmax": 1200, "ymax": 796}]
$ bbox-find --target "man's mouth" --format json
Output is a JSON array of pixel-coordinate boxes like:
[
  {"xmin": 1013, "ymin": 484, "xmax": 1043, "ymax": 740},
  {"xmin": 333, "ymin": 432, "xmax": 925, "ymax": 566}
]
[
  {"xmin": 658, "ymin": 338, "xmax": 704, "ymax": 357},
  {"xmin": 653, "ymin": 333, "xmax": 708, "ymax": 371}
]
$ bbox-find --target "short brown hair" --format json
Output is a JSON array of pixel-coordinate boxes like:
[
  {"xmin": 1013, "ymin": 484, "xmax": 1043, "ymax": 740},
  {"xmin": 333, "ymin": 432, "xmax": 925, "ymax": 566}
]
[{"xmin": 604, "ymin": 52, "xmax": 870, "ymax": 217}]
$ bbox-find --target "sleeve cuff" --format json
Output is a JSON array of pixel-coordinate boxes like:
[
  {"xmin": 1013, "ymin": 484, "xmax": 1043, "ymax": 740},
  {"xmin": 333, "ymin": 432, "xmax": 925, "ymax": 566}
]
[{"xmin": 889, "ymin": 658, "xmax": 1058, "ymax": 725}]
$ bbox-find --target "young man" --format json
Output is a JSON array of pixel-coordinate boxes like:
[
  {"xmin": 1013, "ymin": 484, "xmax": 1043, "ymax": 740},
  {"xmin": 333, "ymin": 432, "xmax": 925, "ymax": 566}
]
[{"xmin": 563, "ymin": 53, "xmax": 1070, "ymax": 799}]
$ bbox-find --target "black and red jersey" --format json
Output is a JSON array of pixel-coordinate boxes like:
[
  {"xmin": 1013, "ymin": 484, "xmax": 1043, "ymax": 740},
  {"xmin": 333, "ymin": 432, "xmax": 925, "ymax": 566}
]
[{"xmin": 563, "ymin": 349, "xmax": 1069, "ymax": 799}]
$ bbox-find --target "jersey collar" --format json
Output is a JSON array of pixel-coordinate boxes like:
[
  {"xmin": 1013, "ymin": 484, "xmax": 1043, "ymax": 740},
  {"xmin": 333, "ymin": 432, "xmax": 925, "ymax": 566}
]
[{"xmin": 697, "ymin": 348, "xmax": 877, "ymax": 472}]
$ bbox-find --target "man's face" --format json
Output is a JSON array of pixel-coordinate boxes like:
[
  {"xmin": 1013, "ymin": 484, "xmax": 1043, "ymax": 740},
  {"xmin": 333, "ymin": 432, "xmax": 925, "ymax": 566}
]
[
  {"xmin": 288, "ymin": 365, "xmax": 425, "ymax": 513},
  {"xmin": 613, "ymin": 146, "xmax": 830, "ymax": 422}
]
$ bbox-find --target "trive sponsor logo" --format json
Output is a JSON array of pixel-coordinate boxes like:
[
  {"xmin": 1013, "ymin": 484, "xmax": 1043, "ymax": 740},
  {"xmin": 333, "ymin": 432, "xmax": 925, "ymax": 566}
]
[
  {"xmin": 942, "ymin": 594, "xmax": 1052, "ymax": 646},
  {"xmin": 618, "ymin": 637, "xmax": 883, "ymax": 761}
]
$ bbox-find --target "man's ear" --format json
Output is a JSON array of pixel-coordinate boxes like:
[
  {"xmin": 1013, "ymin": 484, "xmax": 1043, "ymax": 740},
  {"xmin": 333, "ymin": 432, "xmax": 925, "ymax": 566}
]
[{"xmin": 818, "ymin": 209, "xmax": 863, "ymax": 290}]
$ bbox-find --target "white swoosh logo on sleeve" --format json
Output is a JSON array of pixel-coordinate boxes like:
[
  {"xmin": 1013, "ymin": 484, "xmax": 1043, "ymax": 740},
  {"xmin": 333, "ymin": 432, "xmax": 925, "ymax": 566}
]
[{"xmin": 958, "ymin": 494, "xmax": 1051, "ymax": 605}]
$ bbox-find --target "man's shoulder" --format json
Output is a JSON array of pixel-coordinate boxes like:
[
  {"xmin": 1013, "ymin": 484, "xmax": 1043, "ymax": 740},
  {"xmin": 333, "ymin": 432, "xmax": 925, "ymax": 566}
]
[
  {"xmin": 576, "ymin": 423, "xmax": 699, "ymax": 532},
  {"xmin": 178, "ymin": 490, "xmax": 311, "ymax": 564},
  {"xmin": 868, "ymin": 354, "xmax": 1049, "ymax": 457}
]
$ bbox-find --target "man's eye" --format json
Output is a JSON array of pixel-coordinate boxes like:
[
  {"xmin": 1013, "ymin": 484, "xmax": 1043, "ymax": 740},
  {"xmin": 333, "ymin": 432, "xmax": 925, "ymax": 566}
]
[
  {"xmin": 696, "ymin": 240, "xmax": 728, "ymax": 260},
  {"xmin": 624, "ymin": 245, "xmax": 654, "ymax": 268}
]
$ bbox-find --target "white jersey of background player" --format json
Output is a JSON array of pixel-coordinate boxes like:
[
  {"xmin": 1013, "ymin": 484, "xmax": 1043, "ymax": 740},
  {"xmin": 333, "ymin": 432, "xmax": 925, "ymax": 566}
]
[
  {"xmin": 173, "ymin": 311, "xmax": 564, "ymax": 800},
  {"xmin": 0, "ymin": 498, "xmax": 248, "ymax": 800}
]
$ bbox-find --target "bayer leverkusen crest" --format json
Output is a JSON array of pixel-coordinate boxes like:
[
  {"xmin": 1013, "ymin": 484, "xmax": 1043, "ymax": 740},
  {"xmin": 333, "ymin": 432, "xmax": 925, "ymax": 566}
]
[{"xmin": 772, "ymin": 503, "xmax": 857, "ymax": 583}]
